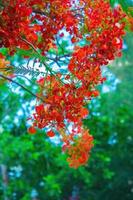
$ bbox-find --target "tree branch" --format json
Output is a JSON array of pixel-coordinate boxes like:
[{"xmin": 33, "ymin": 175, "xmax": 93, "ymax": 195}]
[
  {"xmin": 21, "ymin": 37, "xmax": 56, "ymax": 75},
  {"xmin": 21, "ymin": 37, "xmax": 65, "ymax": 84},
  {"xmin": 0, "ymin": 73, "xmax": 44, "ymax": 102}
]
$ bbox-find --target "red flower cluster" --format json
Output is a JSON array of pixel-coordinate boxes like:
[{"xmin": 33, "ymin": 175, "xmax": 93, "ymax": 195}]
[
  {"xmin": 28, "ymin": 74, "xmax": 98, "ymax": 167},
  {"xmin": 27, "ymin": 0, "xmax": 126, "ymax": 167},
  {"xmin": 68, "ymin": 0, "xmax": 126, "ymax": 85},
  {"xmin": 0, "ymin": 0, "xmax": 78, "ymax": 54},
  {"xmin": 0, "ymin": 0, "xmax": 37, "ymax": 53},
  {"xmin": 66, "ymin": 129, "xmax": 94, "ymax": 168},
  {"xmin": 30, "ymin": 75, "xmax": 90, "ymax": 129},
  {"xmin": 0, "ymin": 0, "xmax": 127, "ymax": 167}
]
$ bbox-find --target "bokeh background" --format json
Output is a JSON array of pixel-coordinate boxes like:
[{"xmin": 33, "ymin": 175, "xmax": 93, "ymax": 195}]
[{"xmin": 0, "ymin": 1, "xmax": 133, "ymax": 200}]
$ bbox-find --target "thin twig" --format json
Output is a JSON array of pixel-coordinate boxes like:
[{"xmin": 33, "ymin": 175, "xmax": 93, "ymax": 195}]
[
  {"xmin": 21, "ymin": 37, "xmax": 65, "ymax": 84},
  {"xmin": 0, "ymin": 73, "xmax": 44, "ymax": 102},
  {"xmin": 21, "ymin": 38, "xmax": 57, "ymax": 74}
]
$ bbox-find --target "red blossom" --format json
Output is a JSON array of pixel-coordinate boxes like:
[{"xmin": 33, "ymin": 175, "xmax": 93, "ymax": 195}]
[
  {"xmin": 47, "ymin": 130, "xmax": 55, "ymax": 137},
  {"xmin": 0, "ymin": 0, "xmax": 129, "ymax": 168},
  {"xmin": 28, "ymin": 126, "xmax": 36, "ymax": 134}
]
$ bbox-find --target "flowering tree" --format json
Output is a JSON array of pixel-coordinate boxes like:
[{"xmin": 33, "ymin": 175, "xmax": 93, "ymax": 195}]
[{"xmin": 0, "ymin": 0, "xmax": 132, "ymax": 168}]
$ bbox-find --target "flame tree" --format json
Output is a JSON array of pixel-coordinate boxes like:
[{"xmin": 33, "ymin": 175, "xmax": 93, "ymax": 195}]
[{"xmin": 0, "ymin": 0, "xmax": 132, "ymax": 168}]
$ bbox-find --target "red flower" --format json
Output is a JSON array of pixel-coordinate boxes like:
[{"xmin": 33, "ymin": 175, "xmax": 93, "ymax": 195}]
[
  {"xmin": 47, "ymin": 130, "xmax": 55, "ymax": 137},
  {"xmin": 28, "ymin": 126, "xmax": 36, "ymax": 134}
]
